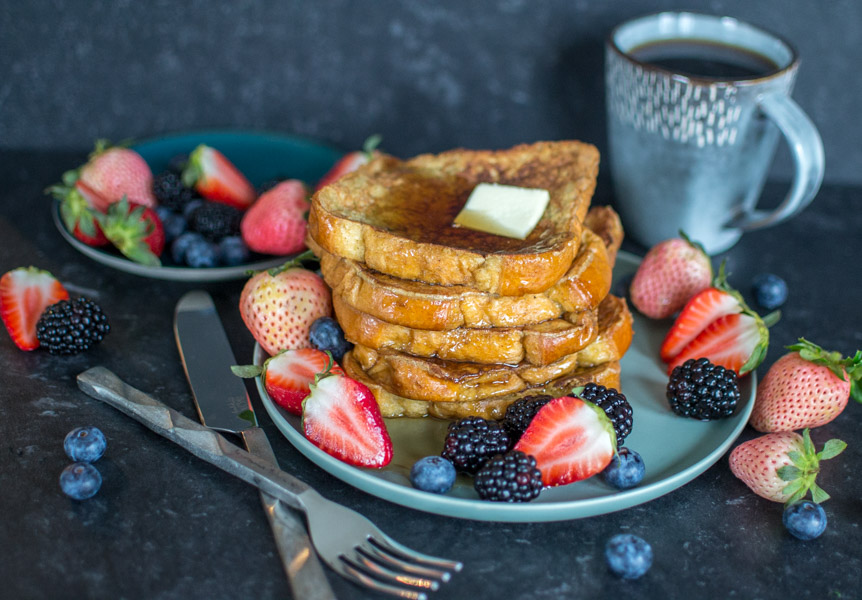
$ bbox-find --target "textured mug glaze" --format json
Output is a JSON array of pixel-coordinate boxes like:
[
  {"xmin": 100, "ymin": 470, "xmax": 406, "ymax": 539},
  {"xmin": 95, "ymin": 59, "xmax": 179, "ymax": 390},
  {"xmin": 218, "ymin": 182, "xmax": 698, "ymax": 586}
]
[{"xmin": 605, "ymin": 12, "xmax": 824, "ymax": 253}]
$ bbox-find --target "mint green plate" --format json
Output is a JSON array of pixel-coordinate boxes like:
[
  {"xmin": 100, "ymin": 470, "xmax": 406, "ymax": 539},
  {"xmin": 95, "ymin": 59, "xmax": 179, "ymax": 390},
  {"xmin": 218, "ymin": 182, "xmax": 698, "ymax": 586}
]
[
  {"xmin": 256, "ymin": 251, "xmax": 755, "ymax": 522},
  {"xmin": 52, "ymin": 130, "xmax": 341, "ymax": 281}
]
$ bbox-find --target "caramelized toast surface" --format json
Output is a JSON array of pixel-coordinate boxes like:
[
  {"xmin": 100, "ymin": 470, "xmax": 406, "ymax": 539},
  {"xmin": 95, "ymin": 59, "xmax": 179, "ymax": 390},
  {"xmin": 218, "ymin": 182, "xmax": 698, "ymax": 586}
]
[{"xmin": 308, "ymin": 141, "xmax": 599, "ymax": 295}]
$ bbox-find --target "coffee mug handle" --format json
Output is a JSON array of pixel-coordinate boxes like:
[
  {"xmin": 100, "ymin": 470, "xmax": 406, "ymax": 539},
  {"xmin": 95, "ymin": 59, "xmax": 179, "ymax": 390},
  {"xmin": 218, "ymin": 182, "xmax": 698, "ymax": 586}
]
[{"xmin": 733, "ymin": 93, "xmax": 825, "ymax": 231}]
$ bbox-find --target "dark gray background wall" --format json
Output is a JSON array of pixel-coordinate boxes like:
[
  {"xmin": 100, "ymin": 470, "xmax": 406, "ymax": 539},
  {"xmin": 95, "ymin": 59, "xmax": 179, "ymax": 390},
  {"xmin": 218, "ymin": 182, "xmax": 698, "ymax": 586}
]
[{"xmin": 2, "ymin": 0, "xmax": 860, "ymax": 185}]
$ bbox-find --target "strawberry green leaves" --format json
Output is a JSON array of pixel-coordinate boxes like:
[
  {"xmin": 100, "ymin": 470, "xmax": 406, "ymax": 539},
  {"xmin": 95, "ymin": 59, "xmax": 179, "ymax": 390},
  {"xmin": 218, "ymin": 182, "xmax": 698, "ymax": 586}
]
[{"xmin": 776, "ymin": 428, "xmax": 846, "ymax": 506}]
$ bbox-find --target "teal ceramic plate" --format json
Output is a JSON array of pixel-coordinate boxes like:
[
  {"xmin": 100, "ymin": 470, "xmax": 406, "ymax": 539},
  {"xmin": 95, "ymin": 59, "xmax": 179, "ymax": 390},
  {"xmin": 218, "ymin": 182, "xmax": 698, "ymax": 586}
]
[
  {"xmin": 256, "ymin": 251, "xmax": 756, "ymax": 522},
  {"xmin": 52, "ymin": 130, "xmax": 342, "ymax": 281}
]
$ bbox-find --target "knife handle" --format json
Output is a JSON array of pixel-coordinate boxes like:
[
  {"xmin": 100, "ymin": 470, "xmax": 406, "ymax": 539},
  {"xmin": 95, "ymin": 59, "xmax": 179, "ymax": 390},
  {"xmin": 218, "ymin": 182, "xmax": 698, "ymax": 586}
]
[
  {"xmin": 77, "ymin": 366, "xmax": 314, "ymax": 512},
  {"xmin": 241, "ymin": 427, "xmax": 337, "ymax": 600}
]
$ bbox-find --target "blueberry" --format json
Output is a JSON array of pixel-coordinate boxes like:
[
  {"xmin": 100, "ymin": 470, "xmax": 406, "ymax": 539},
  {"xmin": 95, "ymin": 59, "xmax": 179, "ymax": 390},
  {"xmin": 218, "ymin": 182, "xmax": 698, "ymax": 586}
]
[
  {"xmin": 171, "ymin": 231, "xmax": 205, "ymax": 264},
  {"xmin": 601, "ymin": 447, "xmax": 645, "ymax": 489},
  {"xmin": 218, "ymin": 235, "xmax": 250, "ymax": 267},
  {"xmin": 161, "ymin": 211, "xmax": 188, "ymax": 243},
  {"xmin": 182, "ymin": 198, "xmax": 205, "ymax": 222},
  {"xmin": 783, "ymin": 500, "xmax": 827, "ymax": 540},
  {"xmin": 184, "ymin": 237, "xmax": 220, "ymax": 268},
  {"xmin": 410, "ymin": 456, "xmax": 456, "ymax": 494},
  {"xmin": 154, "ymin": 205, "xmax": 173, "ymax": 223},
  {"xmin": 309, "ymin": 316, "xmax": 352, "ymax": 361},
  {"xmin": 63, "ymin": 426, "xmax": 107, "ymax": 463},
  {"xmin": 59, "ymin": 462, "xmax": 102, "ymax": 500},
  {"xmin": 605, "ymin": 533, "xmax": 653, "ymax": 579},
  {"xmin": 751, "ymin": 273, "xmax": 788, "ymax": 309}
]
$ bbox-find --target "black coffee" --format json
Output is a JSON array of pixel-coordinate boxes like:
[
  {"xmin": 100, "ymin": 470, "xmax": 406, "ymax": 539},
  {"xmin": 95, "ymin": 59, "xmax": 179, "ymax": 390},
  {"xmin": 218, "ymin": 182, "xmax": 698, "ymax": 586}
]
[{"xmin": 630, "ymin": 40, "xmax": 779, "ymax": 79}]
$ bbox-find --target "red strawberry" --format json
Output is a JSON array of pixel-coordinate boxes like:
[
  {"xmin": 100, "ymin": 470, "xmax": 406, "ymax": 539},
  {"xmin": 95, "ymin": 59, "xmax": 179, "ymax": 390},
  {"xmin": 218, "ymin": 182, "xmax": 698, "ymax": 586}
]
[
  {"xmin": 728, "ymin": 428, "xmax": 846, "ymax": 505},
  {"xmin": 314, "ymin": 134, "xmax": 382, "ymax": 191},
  {"xmin": 629, "ymin": 235, "xmax": 712, "ymax": 319},
  {"xmin": 302, "ymin": 372, "xmax": 392, "ymax": 467},
  {"xmin": 232, "ymin": 348, "xmax": 345, "ymax": 415},
  {"xmin": 46, "ymin": 180, "xmax": 109, "ymax": 247},
  {"xmin": 0, "ymin": 267, "xmax": 69, "ymax": 351},
  {"xmin": 99, "ymin": 197, "xmax": 165, "ymax": 266},
  {"xmin": 77, "ymin": 141, "xmax": 157, "ymax": 210},
  {"xmin": 514, "ymin": 395, "xmax": 616, "ymax": 487},
  {"xmin": 240, "ymin": 180, "xmax": 310, "ymax": 255},
  {"xmin": 182, "ymin": 145, "xmax": 256, "ymax": 210},
  {"xmin": 239, "ymin": 252, "xmax": 332, "ymax": 356},
  {"xmin": 666, "ymin": 310, "xmax": 776, "ymax": 375},
  {"xmin": 749, "ymin": 339, "xmax": 862, "ymax": 432}
]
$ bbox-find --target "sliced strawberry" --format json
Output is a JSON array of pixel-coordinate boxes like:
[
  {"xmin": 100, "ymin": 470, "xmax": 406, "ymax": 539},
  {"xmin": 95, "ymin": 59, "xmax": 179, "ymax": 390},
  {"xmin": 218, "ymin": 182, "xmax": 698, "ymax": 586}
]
[
  {"xmin": 99, "ymin": 197, "xmax": 165, "ymax": 266},
  {"xmin": 315, "ymin": 134, "xmax": 382, "ymax": 191},
  {"xmin": 302, "ymin": 373, "xmax": 392, "ymax": 468},
  {"xmin": 0, "ymin": 267, "xmax": 69, "ymax": 351},
  {"xmin": 232, "ymin": 348, "xmax": 345, "ymax": 416},
  {"xmin": 660, "ymin": 287, "xmax": 742, "ymax": 362},
  {"xmin": 514, "ymin": 395, "xmax": 615, "ymax": 487},
  {"xmin": 667, "ymin": 312, "xmax": 771, "ymax": 375},
  {"xmin": 182, "ymin": 145, "xmax": 256, "ymax": 210}
]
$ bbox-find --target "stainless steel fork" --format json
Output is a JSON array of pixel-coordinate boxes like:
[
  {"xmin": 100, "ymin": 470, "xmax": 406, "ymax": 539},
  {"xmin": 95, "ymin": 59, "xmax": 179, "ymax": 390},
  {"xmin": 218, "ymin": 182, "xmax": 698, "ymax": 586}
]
[{"xmin": 77, "ymin": 367, "xmax": 462, "ymax": 600}]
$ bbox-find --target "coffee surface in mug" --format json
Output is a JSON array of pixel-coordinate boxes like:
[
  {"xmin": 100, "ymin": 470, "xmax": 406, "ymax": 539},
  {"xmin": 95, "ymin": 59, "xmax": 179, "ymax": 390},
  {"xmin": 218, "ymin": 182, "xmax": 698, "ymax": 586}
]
[{"xmin": 630, "ymin": 40, "xmax": 779, "ymax": 80}]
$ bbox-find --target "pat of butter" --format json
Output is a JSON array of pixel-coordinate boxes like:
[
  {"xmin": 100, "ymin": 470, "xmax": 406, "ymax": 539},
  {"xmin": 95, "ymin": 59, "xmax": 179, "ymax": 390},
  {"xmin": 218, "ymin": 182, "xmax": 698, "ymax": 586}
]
[{"xmin": 454, "ymin": 183, "xmax": 550, "ymax": 239}]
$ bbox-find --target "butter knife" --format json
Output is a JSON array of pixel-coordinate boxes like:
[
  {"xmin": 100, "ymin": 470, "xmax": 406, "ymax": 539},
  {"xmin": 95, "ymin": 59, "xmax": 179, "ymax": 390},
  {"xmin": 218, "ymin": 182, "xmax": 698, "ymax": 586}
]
[{"xmin": 173, "ymin": 290, "xmax": 335, "ymax": 600}]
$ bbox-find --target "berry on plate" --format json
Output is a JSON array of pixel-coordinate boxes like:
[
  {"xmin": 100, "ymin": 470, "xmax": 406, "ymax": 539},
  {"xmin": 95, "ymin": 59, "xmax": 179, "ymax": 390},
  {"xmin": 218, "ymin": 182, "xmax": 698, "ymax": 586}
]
[
  {"xmin": 308, "ymin": 316, "xmax": 352, "ymax": 362},
  {"xmin": 240, "ymin": 179, "xmax": 310, "ymax": 256},
  {"xmin": 601, "ymin": 447, "xmax": 645, "ymax": 489},
  {"xmin": 605, "ymin": 534, "xmax": 653, "ymax": 579},
  {"xmin": 783, "ymin": 500, "xmax": 827, "ymax": 540},
  {"xmin": 441, "ymin": 416, "xmax": 511, "ymax": 474},
  {"xmin": 751, "ymin": 273, "xmax": 788, "ymax": 310},
  {"xmin": 76, "ymin": 140, "xmax": 157, "ymax": 210},
  {"xmin": 514, "ymin": 395, "xmax": 616, "ymax": 487},
  {"xmin": 239, "ymin": 251, "xmax": 332, "ymax": 356},
  {"xmin": 59, "ymin": 462, "xmax": 102, "ymax": 500},
  {"xmin": 46, "ymin": 178, "xmax": 110, "ymax": 247},
  {"xmin": 100, "ymin": 197, "xmax": 166, "ymax": 266},
  {"xmin": 474, "ymin": 450, "xmax": 543, "ymax": 502},
  {"xmin": 182, "ymin": 144, "xmax": 256, "ymax": 210},
  {"xmin": 410, "ymin": 456, "xmax": 456, "ymax": 494},
  {"xmin": 576, "ymin": 383, "xmax": 633, "ymax": 447},
  {"xmin": 502, "ymin": 394, "xmax": 554, "ymax": 445},
  {"xmin": 728, "ymin": 428, "xmax": 846, "ymax": 505},
  {"xmin": 64, "ymin": 426, "xmax": 107, "ymax": 463},
  {"xmin": 629, "ymin": 234, "xmax": 712, "ymax": 320},
  {"xmin": 315, "ymin": 134, "xmax": 382, "ymax": 191},
  {"xmin": 302, "ymin": 371, "xmax": 392, "ymax": 468},
  {"xmin": 36, "ymin": 297, "xmax": 110, "ymax": 355},
  {"xmin": 749, "ymin": 338, "xmax": 862, "ymax": 432},
  {"xmin": 232, "ymin": 348, "xmax": 345, "ymax": 416},
  {"xmin": 0, "ymin": 266, "xmax": 69, "ymax": 351},
  {"xmin": 667, "ymin": 357, "xmax": 740, "ymax": 420}
]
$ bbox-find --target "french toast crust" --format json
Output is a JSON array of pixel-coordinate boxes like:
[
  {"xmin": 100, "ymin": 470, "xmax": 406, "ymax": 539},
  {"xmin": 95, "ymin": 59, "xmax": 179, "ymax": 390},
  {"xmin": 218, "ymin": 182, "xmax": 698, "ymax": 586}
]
[
  {"xmin": 308, "ymin": 141, "xmax": 599, "ymax": 295},
  {"xmin": 311, "ymin": 208, "xmax": 620, "ymax": 331}
]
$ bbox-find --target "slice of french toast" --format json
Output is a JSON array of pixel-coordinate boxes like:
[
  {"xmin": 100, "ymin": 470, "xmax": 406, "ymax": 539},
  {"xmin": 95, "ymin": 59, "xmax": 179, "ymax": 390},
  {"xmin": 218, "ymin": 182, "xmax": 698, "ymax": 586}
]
[
  {"xmin": 347, "ymin": 294, "xmax": 633, "ymax": 405},
  {"xmin": 307, "ymin": 141, "xmax": 599, "ymax": 295},
  {"xmin": 311, "ymin": 205, "xmax": 621, "ymax": 331},
  {"xmin": 343, "ymin": 356, "xmax": 621, "ymax": 420},
  {"xmin": 332, "ymin": 293, "xmax": 599, "ymax": 366}
]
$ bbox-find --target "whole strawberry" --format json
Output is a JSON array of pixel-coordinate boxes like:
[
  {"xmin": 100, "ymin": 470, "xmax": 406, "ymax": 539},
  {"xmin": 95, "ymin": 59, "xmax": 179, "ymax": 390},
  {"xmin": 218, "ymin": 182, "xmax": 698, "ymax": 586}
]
[
  {"xmin": 239, "ymin": 251, "xmax": 332, "ymax": 356},
  {"xmin": 99, "ymin": 197, "xmax": 165, "ymax": 266},
  {"xmin": 77, "ymin": 141, "xmax": 157, "ymax": 210},
  {"xmin": 240, "ymin": 180, "xmax": 310, "ymax": 255},
  {"xmin": 749, "ymin": 338, "xmax": 862, "ymax": 432},
  {"xmin": 629, "ymin": 234, "xmax": 712, "ymax": 319},
  {"xmin": 314, "ymin": 134, "xmax": 382, "ymax": 191},
  {"xmin": 728, "ymin": 428, "xmax": 846, "ymax": 505},
  {"xmin": 46, "ymin": 179, "xmax": 109, "ymax": 247}
]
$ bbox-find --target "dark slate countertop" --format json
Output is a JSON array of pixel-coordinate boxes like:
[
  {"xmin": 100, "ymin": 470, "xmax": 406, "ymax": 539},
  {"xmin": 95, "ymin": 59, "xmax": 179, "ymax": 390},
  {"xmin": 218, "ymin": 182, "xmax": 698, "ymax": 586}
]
[{"xmin": 1, "ymin": 149, "xmax": 860, "ymax": 600}]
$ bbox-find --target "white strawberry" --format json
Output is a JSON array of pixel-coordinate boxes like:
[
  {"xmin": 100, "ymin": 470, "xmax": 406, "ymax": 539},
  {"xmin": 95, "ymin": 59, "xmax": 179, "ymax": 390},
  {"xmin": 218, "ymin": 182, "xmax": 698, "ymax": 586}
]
[
  {"xmin": 629, "ymin": 234, "xmax": 712, "ymax": 319},
  {"xmin": 77, "ymin": 141, "xmax": 157, "ymax": 210},
  {"xmin": 728, "ymin": 428, "xmax": 846, "ymax": 505},
  {"xmin": 239, "ymin": 251, "xmax": 332, "ymax": 356},
  {"xmin": 749, "ymin": 338, "xmax": 862, "ymax": 432}
]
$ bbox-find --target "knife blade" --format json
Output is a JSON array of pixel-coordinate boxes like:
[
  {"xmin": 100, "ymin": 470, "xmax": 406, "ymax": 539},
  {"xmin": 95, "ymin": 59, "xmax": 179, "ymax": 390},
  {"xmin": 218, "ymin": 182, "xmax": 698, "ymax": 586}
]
[{"xmin": 174, "ymin": 290, "xmax": 335, "ymax": 600}]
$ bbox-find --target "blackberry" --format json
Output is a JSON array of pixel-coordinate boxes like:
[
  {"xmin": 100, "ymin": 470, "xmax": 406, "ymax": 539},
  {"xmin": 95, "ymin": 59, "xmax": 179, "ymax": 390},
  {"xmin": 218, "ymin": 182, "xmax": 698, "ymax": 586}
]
[
  {"xmin": 474, "ymin": 450, "xmax": 543, "ymax": 502},
  {"xmin": 578, "ymin": 383, "xmax": 633, "ymax": 446},
  {"xmin": 152, "ymin": 171, "xmax": 196, "ymax": 212},
  {"xmin": 188, "ymin": 202, "xmax": 242, "ymax": 241},
  {"xmin": 667, "ymin": 357, "xmax": 740, "ymax": 420},
  {"xmin": 36, "ymin": 298, "xmax": 110, "ymax": 355},
  {"xmin": 441, "ymin": 417, "xmax": 510, "ymax": 474},
  {"xmin": 502, "ymin": 394, "xmax": 554, "ymax": 444}
]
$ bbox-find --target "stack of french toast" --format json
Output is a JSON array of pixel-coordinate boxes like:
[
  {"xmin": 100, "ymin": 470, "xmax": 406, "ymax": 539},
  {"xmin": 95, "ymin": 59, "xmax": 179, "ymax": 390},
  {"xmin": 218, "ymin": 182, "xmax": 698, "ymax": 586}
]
[{"xmin": 306, "ymin": 140, "xmax": 633, "ymax": 420}]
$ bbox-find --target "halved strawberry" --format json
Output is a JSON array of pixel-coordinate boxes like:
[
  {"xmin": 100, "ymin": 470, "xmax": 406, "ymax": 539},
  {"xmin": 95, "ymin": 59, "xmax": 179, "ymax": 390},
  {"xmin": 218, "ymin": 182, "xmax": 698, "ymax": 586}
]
[
  {"xmin": 660, "ymin": 287, "xmax": 742, "ymax": 362},
  {"xmin": 667, "ymin": 311, "xmax": 776, "ymax": 375},
  {"xmin": 302, "ymin": 373, "xmax": 392, "ymax": 468},
  {"xmin": 232, "ymin": 348, "xmax": 345, "ymax": 416},
  {"xmin": 0, "ymin": 267, "xmax": 69, "ymax": 351},
  {"xmin": 514, "ymin": 395, "xmax": 616, "ymax": 487},
  {"xmin": 182, "ymin": 145, "xmax": 256, "ymax": 210},
  {"xmin": 314, "ymin": 134, "xmax": 382, "ymax": 191}
]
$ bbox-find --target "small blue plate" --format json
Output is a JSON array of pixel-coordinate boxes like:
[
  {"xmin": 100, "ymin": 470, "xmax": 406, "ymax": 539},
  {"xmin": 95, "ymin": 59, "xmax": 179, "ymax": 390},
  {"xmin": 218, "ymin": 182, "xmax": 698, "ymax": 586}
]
[{"xmin": 52, "ymin": 130, "xmax": 342, "ymax": 282}]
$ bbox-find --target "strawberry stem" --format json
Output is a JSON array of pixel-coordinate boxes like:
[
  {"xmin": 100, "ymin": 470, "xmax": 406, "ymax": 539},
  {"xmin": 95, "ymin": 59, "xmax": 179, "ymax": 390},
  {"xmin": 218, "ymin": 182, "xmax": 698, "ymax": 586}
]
[
  {"xmin": 788, "ymin": 338, "xmax": 862, "ymax": 403},
  {"xmin": 776, "ymin": 428, "xmax": 846, "ymax": 507},
  {"xmin": 362, "ymin": 134, "xmax": 383, "ymax": 157}
]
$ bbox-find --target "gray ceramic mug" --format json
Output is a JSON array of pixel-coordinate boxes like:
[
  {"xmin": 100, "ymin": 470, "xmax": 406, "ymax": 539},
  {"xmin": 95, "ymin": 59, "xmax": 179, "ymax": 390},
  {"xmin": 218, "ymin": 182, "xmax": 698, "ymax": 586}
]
[{"xmin": 605, "ymin": 12, "xmax": 824, "ymax": 254}]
